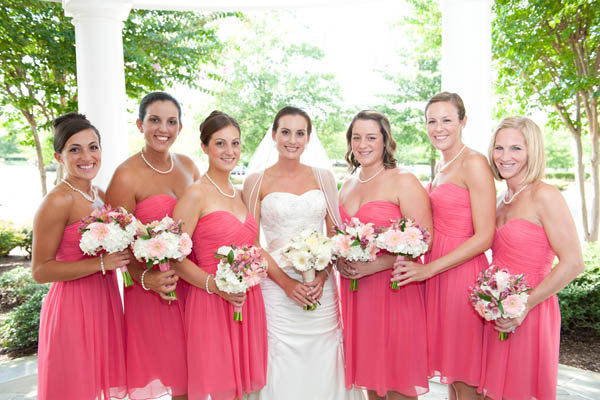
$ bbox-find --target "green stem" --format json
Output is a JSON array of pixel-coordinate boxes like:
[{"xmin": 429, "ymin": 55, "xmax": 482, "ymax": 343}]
[
  {"xmin": 122, "ymin": 270, "xmax": 134, "ymax": 287},
  {"xmin": 350, "ymin": 279, "xmax": 358, "ymax": 291},
  {"xmin": 498, "ymin": 331, "xmax": 509, "ymax": 341},
  {"xmin": 390, "ymin": 281, "xmax": 399, "ymax": 290}
]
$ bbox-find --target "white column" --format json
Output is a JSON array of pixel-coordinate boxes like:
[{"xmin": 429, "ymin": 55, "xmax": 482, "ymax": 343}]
[
  {"xmin": 62, "ymin": 0, "xmax": 132, "ymax": 189},
  {"xmin": 440, "ymin": 0, "xmax": 493, "ymax": 155}
]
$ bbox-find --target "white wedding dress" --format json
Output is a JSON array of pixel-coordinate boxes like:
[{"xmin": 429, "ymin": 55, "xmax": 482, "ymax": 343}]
[{"xmin": 249, "ymin": 189, "xmax": 363, "ymax": 400}]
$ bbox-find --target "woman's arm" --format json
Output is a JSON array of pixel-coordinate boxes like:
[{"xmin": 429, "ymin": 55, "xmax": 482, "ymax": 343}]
[
  {"xmin": 171, "ymin": 184, "xmax": 246, "ymax": 307},
  {"xmin": 105, "ymin": 166, "xmax": 177, "ymax": 297},
  {"xmin": 495, "ymin": 184, "xmax": 584, "ymax": 332},
  {"xmin": 392, "ymin": 154, "xmax": 495, "ymax": 286},
  {"xmin": 31, "ymin": 192, "xmax": 130, "ymax": 283},
  {"xmin": 241, "ymin": 174, "xmax": 313, "ymax": 308}
]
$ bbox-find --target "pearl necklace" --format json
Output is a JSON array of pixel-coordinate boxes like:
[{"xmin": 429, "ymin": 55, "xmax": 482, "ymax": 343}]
[
  {"xmin": 140, "ymin": 151, "xmax": 173, "ymax": 174},
  {"xmin": 503, "ymin": 184, "xmax": 528, "ymax": 205},
  {"xmin": 205, "ymin": 173, "xmax": 236, "ymax": 198},
  {"xmin": 358, "ymin": 166, "xmax": 385, "ymax": 183},
  {"xmin": 438, "ymin": 145, "xmax": 467, "ymax": 173},
  {"xmin": 62, "ymin": 179, "xmax": 97, "ymax": 203}
]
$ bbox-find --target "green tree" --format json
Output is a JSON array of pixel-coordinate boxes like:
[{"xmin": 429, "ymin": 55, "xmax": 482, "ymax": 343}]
[
  {"xmin": 0, "ymin": 0, "xmax": 236, "ymax": 195},
  {"xmin": 493, "ymin": 0, "xmax": 600, "ymax": 241},
  {"xmin": 378, "ymin": 0, "xmax": 441, "ymax": 178},
  {"xmin": 210, "ymin": 16, "xmax": 349, "ymax": 162}
]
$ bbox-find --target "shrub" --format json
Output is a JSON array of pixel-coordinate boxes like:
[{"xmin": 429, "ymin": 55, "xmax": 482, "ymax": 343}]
[
  {"xmin": 19, "ymin": 227, "xmax": 33, "ymax": 259},
  {"xmin": 0, "ymin": 266, "xmax": 44, "ymax": 311},
  {"xmin": 0, "ymin": 287, "xmax": 48, "ymax": 350},
  {"xmin": 0, "ymin": 222, "xmax": 23, "ymax": 257},
  {"xmin": 545, "ymin": 171, "xmax": 590, "ymax": 181},
  {"xmin": 558, "ymin": 243, "xmax": 600, "ymax": 336}
]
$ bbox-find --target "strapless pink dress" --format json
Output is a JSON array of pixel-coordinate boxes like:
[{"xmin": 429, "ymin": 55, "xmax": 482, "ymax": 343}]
[
  {"xmin": 339, "ymin": 201, "xmax": 429, "ymax": 397},
  {"xmin": 186, "ymin": 211, "xmax": 267, "ymax": 400},
  {"xmin": 37, "ymin": 222, "xmax": 127, "ymax": 400},
  {"xmin": 478, "ymin": 219, "xmax": 559, "ymax": 400},
  {"xmin": 425, "ymin": 183, "xmax": 488, "ymax": 385},
  {"xmin": 126, "ymin": 194, "xmax": 187, "ymax": 399}
]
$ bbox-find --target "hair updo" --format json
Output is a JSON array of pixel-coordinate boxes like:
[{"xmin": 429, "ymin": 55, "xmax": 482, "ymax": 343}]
[
  {"xmin": 53, "ymin": 112, "xmax": 101, "ymax": 153},
  {"xmin": 138, "ymin": 91, "xmax": 182, "ymax": 121},
  {"xmin": 424, "ymin": 91, "xmax": 466, "ymax": 121},
  {"xmin": 199, "ymin": 111, "xmax": 241, "ymax": 146},
  {"xmin": 272, "ymin": 106, "xmax": 312, "ymax": 136}
]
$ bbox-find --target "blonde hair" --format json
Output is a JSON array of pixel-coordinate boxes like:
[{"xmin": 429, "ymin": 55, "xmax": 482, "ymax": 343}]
[{"xmin": 488, "ymin": 116, "xmax": 546, "ymax": 183}]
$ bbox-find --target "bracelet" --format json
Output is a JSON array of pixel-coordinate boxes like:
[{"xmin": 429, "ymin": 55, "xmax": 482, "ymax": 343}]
[
  {"xmin": 141, "ymin": 269, "xmax": 150, "ymax": 291},
  {"xmin": 205, "ymin": 274, "xmax": 213, "ymax": 294},
  {"xmin": 100, "ymin": 253, "xmax": 106, "ymax": 275},
  {"xmin": 324, "ymin": 268, "xmax": 330, "ymax": 279}
]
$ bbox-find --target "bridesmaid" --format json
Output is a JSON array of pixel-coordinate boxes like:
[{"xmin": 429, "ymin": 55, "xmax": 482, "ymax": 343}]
[
  {"xmin": 338, "ymin": 110, "xmax": 433, "ymax": 399},
  {"xmin": 33, "ymin": 113, "xmax": 128, "ymax": 400},
  {"xmin": 478, "ymin": 116, "xmax": 583, "ymax": 399},
  {"xmin": 391, "ymin": 92, "xmax": 496, "ymax": 399},
  {"xmin": 173, "ymin": 111, "xmax": 267, "ymax": 399},
  {"xmin": 105, "ymin": 92, "xmax": 199, "ymax": 399}
]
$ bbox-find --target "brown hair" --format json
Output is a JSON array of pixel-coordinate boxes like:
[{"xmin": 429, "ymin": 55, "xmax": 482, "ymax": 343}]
[
  {"xmin": 199, "ymin": 111, "xmax": 241, "ymax": 146},
  {"xmin": 344, "ymin": 110, "xmax": 397, "ymax": 173},
  {"xmin": 53, "ymin": 112, "xmax": 100, "ymax": 153},
  {"xmin": 424, "ymin": 91, "xmax": 466, "ymax": 121},
  {"xmin": 272, "ymin": 106, "xmax": 312, "ymax": 136}
]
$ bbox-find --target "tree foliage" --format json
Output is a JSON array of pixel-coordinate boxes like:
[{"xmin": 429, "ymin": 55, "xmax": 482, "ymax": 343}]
[
  {"xmin": 377, "ymin": 0, "xmax": 441, "ymax": 176},
  {"xmin": 493, "ymin": 0, "xmax": 600, "ymax": 241},
  {"xmin": 210, "ymin": 16, "xmax": 349, "ymax": 162},
  {"xmin": 0, "ymin": 0, "xmax": 236, "ymax": 194}
]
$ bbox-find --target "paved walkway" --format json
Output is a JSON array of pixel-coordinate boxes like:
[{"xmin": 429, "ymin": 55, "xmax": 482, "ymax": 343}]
[{"xmin": 1, "ymin": 355, "xmax": 599, "ymax": 399}]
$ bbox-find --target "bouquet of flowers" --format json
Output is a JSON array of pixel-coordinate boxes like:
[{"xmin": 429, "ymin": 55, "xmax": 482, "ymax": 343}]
[
  {"xmin": 283, "ymin": 229, "xmax": 335, "ymax": 310},
  {"xmin": 469, "ymin": 264, "xmax": 531, "ymax": 340},
  {"xmin": 375, "ymin": 217, "xmax": 431, "ymax": 289},
  {"xmin": 214, "ymin": 244, "xmax": 268, "ymax": 321},
  {"xmin": 79, "ymin": 205, "xmax": 137, "ymax": 286},
  {"xmin": 333, "ymin": 217, "xmax": 378, "ymax": 291},
  {"xmin": 132, "ymin": 216, "xmax": 193, "ymax": 299}
]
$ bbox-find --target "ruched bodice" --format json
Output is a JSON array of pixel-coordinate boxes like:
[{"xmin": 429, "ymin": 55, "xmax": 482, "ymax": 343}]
[
  {"xmin": 260, "ymin": 190, "xmax": 326, "ymax": 266},
  {"xmin": 55, "ymin": 222, "xmax": 89, "ymax": 261},
  {"xmin": 38, "ymin": 223, "xmax": 127, "ymax": 400},
  {"xmin": 191, "ymin": 212, "xmax": 258, "ymax": 274},
  {"xmin": 135, "ymin": 194, "xmax": 177, "ymax": 223},
  {"xmin": 126, "ymin": 193, "xmax": 187, "ymax": 399},
  {"xmin": 186, "ymin": 210, "xmax": 266, "ymax": 400},
  {"xmin": 429, "ymin": 183, "xmax": 474, "ymax": 238},
  {"xmin": 492, "ymin": 219, "xmax": 555, "ymax": 287},
  {"xmin": 338, "ymin": 201, "xmax": 429, "ymax": 397},
  {"xmin": 479, "ymin": 218, "xmax": 560, "ymax": 400},
  {"xmin": 424, "ymin": 182, "xmax": 488, "ymax": 385}
]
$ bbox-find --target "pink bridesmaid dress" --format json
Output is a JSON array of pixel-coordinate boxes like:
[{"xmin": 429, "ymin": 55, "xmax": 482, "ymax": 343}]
[
  {"xmin": 126, "ymin": 194, "xmax": 188, "ymax": 399},
  {"xmin": 186, "ymin": 211, "xmax": 267, "ymax": 400},
  {"xmin": 37, "ymin": 222, "xmax": 127, "ymax": 400},
  {"xmin": 339, "ymin": 201, "xmax": 429, "ymax": 397},
  {"xmin": 479, "ymin": 219, "xmax": 558, "ymax": 400},
  {"xmin": 425, "ymin": 183, "xmax": 488, "ymax": 385}
]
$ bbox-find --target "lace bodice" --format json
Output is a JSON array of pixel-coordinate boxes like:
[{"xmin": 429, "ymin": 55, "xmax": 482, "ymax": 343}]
[{"xmin": 260, "ymin": 189, "xmax": 326, "ymax": 268}]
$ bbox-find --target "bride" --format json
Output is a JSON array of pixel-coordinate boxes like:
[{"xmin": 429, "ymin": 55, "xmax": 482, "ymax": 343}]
[{"xmin": 243, "ymin": 106, "xmax": 363, "ymax": 400}]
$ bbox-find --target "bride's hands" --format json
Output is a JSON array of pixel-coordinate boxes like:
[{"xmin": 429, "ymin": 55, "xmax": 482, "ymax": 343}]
[
  {"xmin": 305, "ymin": 270, "xmax": 328, "ymax": 304},
  {"xmin": 282, "ymin": 277, "xmax": 314, "ymax": 308}
]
